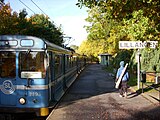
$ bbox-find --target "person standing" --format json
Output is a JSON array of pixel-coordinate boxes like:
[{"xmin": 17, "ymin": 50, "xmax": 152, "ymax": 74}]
[{"xmin": 116, "ymin": 61, "xmax": 129, "ymax": 98}]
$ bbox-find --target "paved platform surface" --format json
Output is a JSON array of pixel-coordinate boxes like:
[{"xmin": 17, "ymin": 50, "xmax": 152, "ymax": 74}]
[{"xmin": 47, "ymin": 64, "xmax": 160, "ymax": 120}]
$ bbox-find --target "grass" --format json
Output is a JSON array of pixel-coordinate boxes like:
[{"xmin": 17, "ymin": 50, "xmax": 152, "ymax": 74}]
[
  {"xmin": 128, "ymin": 72, "xmax": 137, "ymax": 87},
  {"xmin": 103, "ymin": 64, "xmax": 137, "ymax": 86},
  {"xmin": 102, "ymin": 64, "xmax": 116, "ymax": 73}
]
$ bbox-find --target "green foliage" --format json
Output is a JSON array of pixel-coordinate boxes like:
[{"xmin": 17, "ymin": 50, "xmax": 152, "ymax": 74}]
[
  {"xmin": 70, "ymin": 45, "xmax": 79, "ymax": 52},
  {"xmin": 128, "ymin": 47, "xmax": 160, "ymax": 72},
  {"xmin": 28, "ymin": 14, "xmax": 63, "ymax": 46},
  {"xmin": 78, "ymin": 39, "xmax": 108, "ymax": 57},
  {"xmin": 77, "ymin": 0, "xmax": 160, "ymax": 72},
  {"xmin": 84, "ymin": 6, "xmax": 121, "ymax": 55},
  {"xmin": 122, "ymin": 10, "xmax": 150, "ymax": 40},
  {"xmin": 0, "ymin": 3, "xmax": 64, "ymax": 46},
  {"xmin": 140, "ymin": 47, "xmax": 160, "ymax": 72},
  {"xmin": 113, "ymin": 50, "xmax": 133, "ymax": 68},
  {"xmin": 76, "ymin": 0, "xmax": 98, "ymax": 8},
  {"xmin": 77, "ymin": 0, "xmax": 160, "ymax": 23}
]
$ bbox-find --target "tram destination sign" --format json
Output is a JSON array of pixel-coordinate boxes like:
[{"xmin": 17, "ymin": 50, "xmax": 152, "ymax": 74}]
[{"xmin": 119, "ymin": 41, "xmax": 158, "ymax": 49}]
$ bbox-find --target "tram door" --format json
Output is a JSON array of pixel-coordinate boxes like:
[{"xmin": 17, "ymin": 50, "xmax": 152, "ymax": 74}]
[{"xmin": 0, "ymin": 52, "xmax": 17, "ymax": 106}]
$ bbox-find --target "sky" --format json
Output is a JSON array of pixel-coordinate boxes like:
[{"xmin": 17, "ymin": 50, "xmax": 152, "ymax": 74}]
[{"xmin": 4, "ymin": 0, "xmax": 88, "ymax": 46}]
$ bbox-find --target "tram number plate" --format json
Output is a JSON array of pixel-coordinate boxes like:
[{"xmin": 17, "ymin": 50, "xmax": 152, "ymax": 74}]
[{"xmin": 29, "ymin": 92, "xmax": 41, "ymax": 96}]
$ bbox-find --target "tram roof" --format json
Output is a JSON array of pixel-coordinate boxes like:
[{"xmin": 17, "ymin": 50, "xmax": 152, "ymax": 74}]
[{"xmin": 0, "ymin": 35, "xmax": 72, "ymax": 54}]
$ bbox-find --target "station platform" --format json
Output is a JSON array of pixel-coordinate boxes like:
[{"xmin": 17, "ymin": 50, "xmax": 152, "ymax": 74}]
[{"xmin": 47, "ymin": 64, "xmax": 160, "ymax": 120}]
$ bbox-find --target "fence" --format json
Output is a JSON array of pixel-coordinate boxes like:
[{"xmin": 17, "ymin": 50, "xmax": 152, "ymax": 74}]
[{"xmin": 141, "ymin": 72, "xmax": 160, "ymax": 102}]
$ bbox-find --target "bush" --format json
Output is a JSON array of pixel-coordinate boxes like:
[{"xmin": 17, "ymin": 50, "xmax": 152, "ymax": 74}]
[{"xmin": 113, "ymin": 50, "xmax": 133, "ymax": 68}]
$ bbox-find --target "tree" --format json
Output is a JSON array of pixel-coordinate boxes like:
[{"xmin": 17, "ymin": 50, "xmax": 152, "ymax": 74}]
[
  {"xmin": 78, "ymin": 39, "xmax": 108, "ymax": 57},
  {"xmin": 85, "ymin": 6, "xmax": 120, "ymax": 55},
  {"xmin": 70, "ymin": 45, "xmax": 79, "ymax": 52},
  {"xmin": 16, "ymin": 9, "xmax": 31, "ymax": 34},
  {"xmin": 0, "ymin": 4, "xmax": 31, "ymax": 35},
  {"xmin": 0, "ymin": 3, "xmax": 17, "ymax": 34},
  {"xmin": 77, "ymin": 0, "xmax": 160, "ymax": 71},
  {"xmin": 0, "ymin": 3, "xmax": 64, "ymax": 46},
  {"xmin": 28, "ymin": 14, "xmax": 63, "ymax": 46}
]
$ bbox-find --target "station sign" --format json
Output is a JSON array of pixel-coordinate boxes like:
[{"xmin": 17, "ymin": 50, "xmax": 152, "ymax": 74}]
[{"xmin": 119, "ymin": 41, "xmax": 158, "ymax": 49}]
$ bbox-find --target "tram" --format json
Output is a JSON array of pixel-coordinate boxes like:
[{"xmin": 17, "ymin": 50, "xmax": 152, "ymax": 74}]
[{"xmin": 0, "ymin": 35, "xmax": 86, "ymax": 116}]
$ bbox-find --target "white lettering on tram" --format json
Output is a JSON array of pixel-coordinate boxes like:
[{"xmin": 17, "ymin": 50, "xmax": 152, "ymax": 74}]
[
  {"xmin": 29, "ymin": 91, "xmax": 41, "ymax": 96},
  {"xmin": 0, "ymin": 80, "xmax": 15, "ymax": 94}
]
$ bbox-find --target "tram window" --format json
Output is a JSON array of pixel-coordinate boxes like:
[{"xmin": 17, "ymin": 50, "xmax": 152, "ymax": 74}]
[
  {"xmin": 69, "ymin": 56, "xmax": 73, "ymax": 68},
  {"xmin": 65, "ymin": 55, "xmax": 69, "ymax": 71},
  {"xmin": 72, "ymin": 56, "xmax": 77, "ymax": 66},
  {"xmin": 70, "ymin": 57, "xmax": 72, "ymax": 68},
  {"xmin": 65, "ymin": 55, "xmax": 76, "ymax": 71},
  {"xmin": 54, "ymin": 55, "xmax": 62, "ymax": 78},
  {"xmin": 0, "ymin": 52, "xmax": 16, "ymax": 78},
  {"xmin": 0, "ymin": 40, "xmax": 17, "ymax": 46},
  {"xmin": 21, "ymin": 39, "xmax": 34, "ymax": 47},
  {"xmin": 70, "ymin": 56, "xmax": 77, "ymax": 67},
  {"xmin": 19, "ymin": 52, "xmax": 46, "ymax": 78}
]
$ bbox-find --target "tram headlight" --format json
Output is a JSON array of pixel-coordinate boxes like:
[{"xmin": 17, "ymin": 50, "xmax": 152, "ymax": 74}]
[{"xmin": 19, "ymin": 97, "xmax": 26, "ymax": 105}]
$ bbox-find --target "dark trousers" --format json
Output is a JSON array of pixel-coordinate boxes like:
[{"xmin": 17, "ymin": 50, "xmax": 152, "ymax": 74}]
[{"xmin": 119, "ymin": 81, "xmax": 128, "ymax": 95}]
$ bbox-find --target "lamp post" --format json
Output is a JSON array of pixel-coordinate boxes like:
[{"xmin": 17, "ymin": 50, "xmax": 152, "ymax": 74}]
[{"xmin": 136, "ymin": 49, "xmax": 141, "ymax": 89}]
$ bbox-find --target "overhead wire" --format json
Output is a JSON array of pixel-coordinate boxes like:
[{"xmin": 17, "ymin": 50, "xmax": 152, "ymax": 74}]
[
  {"xmin": 30, "ymin": 0, "xmax": 48, "ymax": 17},
  {"xmin": 18, "ymin": 0, "xmax": 35, "ymax": 14},
  {"xmin": 30, "ymin": 0, "xmax": 58, "ymax": 26},
  {"xmin": 18, "ymin": 0, "xmax": 58, "ymax": 27},
  {"xmin": 0, "ymin": 1, "xmax": 5, "ymax": 5},
  {"xmin": 18, "ymin": 0, "xmax": 74, "ymax": 44}
]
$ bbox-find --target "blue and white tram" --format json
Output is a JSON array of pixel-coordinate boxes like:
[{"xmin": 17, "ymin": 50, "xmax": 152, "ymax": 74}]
[{"xmin": 0, "ymin": 35, "xmax": 85, "ymax": 116}]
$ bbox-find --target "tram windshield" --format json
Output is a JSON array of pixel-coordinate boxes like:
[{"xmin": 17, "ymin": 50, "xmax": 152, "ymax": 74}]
[
  {"xmin": 0, "ymin": 52, "xmax": 16, "ymax": 78},
  {"xmin": 19, "ymin": 51, "xmax": 46, "ymax": 78}
]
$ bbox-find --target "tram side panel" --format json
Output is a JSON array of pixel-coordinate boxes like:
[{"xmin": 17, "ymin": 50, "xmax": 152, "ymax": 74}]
[
  {"xmin": 52, "ymin": 53, "xmax": 65, "ymax": 101},
  {"xmin": 77, "ymin": 56, "xmax": 86, "ymax": 73},
  {"xmin": 47, "ymin": 52, "xmax": 77, "ymax": 102},
  {"xmin": 64, "ymin": 54, "xmax": 78, "ymax": 88}
]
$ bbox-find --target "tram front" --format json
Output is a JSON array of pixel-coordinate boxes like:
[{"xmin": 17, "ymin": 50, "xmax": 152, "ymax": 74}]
[{"xmin": 0, "ymin": 35, "xmax": 49, "ymax": 116}]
